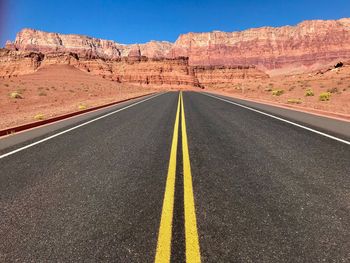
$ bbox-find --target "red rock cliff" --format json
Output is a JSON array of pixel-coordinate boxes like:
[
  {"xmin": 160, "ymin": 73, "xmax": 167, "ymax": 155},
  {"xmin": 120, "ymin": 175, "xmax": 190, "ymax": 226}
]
[
  {"xmin": 193, "ymin": 66, "xmax": 269, "ymax": 87},
  {"xmin": 5, "ymin": 28, "xmax": 173, "ymax": 59},
  {"xmin": 6, "ymin": 18, "xmax": 350, "ymax": 74},
  {"xmin": 0, "ymin": 49, "xmax": 268, "ymax": 87},
  {"xmin": 170, "ymin": 18, "xmax": 350, "ymax": 73}
]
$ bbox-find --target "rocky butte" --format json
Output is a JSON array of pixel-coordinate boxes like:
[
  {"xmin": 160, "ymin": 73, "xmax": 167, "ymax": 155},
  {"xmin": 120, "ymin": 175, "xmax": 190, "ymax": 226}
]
[{"xmin": 2, "ymin": 17, "xmax": 350, "ymax": 86}]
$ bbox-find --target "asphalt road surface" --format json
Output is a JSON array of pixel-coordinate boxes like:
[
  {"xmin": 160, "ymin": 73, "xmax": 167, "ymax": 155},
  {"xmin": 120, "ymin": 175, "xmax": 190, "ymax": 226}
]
[{"xmin": 0, "ymin": 91, "xmax": 349, "ymax": 262}]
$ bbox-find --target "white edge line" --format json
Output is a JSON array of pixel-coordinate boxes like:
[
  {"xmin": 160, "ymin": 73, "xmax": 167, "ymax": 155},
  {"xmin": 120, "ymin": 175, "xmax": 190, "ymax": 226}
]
[
  {"xmin": 201, "ymin": 92, "xmax": 350, "ymax": 146},
  {"xmin": 0, "ymin": 92, "xmax": 165, "ymax": 159}
]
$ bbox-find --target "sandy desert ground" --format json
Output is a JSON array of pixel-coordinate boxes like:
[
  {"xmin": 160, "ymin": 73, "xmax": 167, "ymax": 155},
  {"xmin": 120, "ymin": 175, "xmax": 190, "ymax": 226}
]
[
  {"xmin": 207, "ymin": 64, "xmax": 350, "ymax": 118},
  {"xmin": 0, "ymin": 65, "xmax": 157, "ymax": 129},
  {"xmin": 1, "ymin": 63, "xmax": 350, "ymax": 130}
]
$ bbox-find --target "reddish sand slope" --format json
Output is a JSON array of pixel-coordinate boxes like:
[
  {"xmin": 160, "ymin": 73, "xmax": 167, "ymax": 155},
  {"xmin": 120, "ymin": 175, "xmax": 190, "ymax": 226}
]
[{"xmin": 0, "ymin": 65, "xmax": 157, "ymax": 129}]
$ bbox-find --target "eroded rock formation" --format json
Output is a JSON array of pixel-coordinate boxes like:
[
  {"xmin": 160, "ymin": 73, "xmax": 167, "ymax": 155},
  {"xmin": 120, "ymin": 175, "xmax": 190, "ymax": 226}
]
[
  {"xmin": 194, "ymin": 66, "xmax": 269, "ymax": 86},
  {"xmin": 0, "ymin": 49, "xmax": 44, "ymax": 77},
  {"xmin": 74, "ymin": 56, "xmax": 200, "ymax": 86},
  {"xmin": 170, "ymin": 18, "xmax": 350, "ymax": 72},
  {"xmin": 7, "ymin": 18, "xmax": 350, "ymax": 73},
  {"xmin": 0, "ymin": 49, "xmax": 268, "ymax": 87},
  {"xmin": 3, "ymin": 18, "xmax": 350, "ymax": 84},
  {"xmin": 5, "ymin": 28, "xmax": 173, "ymax": 59}
]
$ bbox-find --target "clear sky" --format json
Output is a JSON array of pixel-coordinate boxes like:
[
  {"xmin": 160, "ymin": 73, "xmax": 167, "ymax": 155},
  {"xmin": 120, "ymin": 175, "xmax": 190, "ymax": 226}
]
[{"xmin": 1, "ymin": 0, "xmax": 350, "ymax": 47}]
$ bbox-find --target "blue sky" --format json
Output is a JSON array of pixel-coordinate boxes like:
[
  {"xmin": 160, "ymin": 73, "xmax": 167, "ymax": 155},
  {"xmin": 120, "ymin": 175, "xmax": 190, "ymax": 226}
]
[{"xmin": 1, "ymin": 0, "xmax": 350, "ymax": 47}]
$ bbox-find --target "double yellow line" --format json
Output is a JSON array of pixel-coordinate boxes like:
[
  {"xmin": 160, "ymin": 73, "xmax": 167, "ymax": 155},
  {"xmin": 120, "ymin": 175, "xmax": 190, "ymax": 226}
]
[{"xmin": 155, "ymin": 92, "xmax": 201, "ymax": 263}]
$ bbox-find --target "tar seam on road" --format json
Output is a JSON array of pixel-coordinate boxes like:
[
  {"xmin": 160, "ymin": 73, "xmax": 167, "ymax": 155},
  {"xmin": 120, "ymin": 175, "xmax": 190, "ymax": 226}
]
[
  {"xmin": 155, "ymin": 92, "xmax": 181, "ymax": 263},
  {"xmin": 155, "ymin": 92, "xmax": 201, "ymax": 263},
  {"xmin": 202, "ymin": 92, "xmax": 350, "ymax": 146},
  {"xmin": 181, "ymin": 92, "xmax": 201, "ymax": 263},
  {"xmin": 0, "ymin": 93, "xmax": 165, "ymax": 160}
]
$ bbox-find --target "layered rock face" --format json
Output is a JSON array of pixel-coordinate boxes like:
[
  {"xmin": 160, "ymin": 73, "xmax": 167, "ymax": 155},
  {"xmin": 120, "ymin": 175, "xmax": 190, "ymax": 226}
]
[
  {"xmin": 5, "ymin": 18, "xmax": 350, "ymax": 74},
  {"xmin": 0, "ymin": 49, "xmax": 43, "ymax": 77},
  {"xmin": 75, "ymin": 56, "xmax": 199, "ymax": 86},
  {"xmin": 0, "ymin": 50, "xmax": 199, "ymax": 86},
  {"xmin": 110, "ymin": 58, "xmax": 198, "ymax": 86},
  {"xmin": 2, "ymin": 28, "xmax": 190, "ymax": 85},
  {"xmin": 194, "ymin": 66, "xmax": 269, "ymax": 86},
  {"xmin": 0, "ymin": 49, "xmax": 267, "ymax": 87},
  {"xmin": 4, "ymin": 18, "xmax": 350, "ymax": 84},
  {"xmin": 5, "ymin": 28, "xmax": 173, "ymax": 59},
  {"xmin": 170, "ymin": 18, "xmax": 350, "ymax": 71}
]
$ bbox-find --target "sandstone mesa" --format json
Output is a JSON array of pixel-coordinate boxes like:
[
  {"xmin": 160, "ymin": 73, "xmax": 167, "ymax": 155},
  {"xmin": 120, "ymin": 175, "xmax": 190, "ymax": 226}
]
[{"xmin": 2, "ymin": 18, "xmax": 350, "ymax": 87}]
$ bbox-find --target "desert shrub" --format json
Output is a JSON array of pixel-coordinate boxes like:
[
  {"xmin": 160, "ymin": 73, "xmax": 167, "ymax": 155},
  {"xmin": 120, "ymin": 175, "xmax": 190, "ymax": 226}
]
[
  {"xmin": 38, "ymin": 91, "xmax": 47, "ymax": 96},
  {"xmin": 78, "ymin": 103, "xmax": 88, "ymax": 110},
  {"xmin": 287, "ymin": 98, "xmax": 302, "ymax": 104},
  {"xmin": 4, "ymin": 83, "xmax": 9, "ymax": 87},
  {"xmin": 34, "ymin": 114, "xmax": 45, "ymax": 120},
  {"xmin": 9, "ymin": 91, "xmax": 23, "ymax": 99},
  {"xmin": 319, "ymin": 92, "xmax": 331, "ymax": 101},
  {"xmin": 272, "ymin": 89, "xmax": 284, "ymax": 96},
  {"xmin": 288, "ymin": 86, "xmax": 296, "ymax": 91},
  {"xmin": 305, "ymin": 89, "xmax": 314, "ymax": 96}
]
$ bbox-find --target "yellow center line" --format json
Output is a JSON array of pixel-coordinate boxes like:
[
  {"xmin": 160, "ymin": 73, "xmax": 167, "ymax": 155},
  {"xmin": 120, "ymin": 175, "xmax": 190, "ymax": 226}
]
[
  {"xmin": 155, "ymin": 92, "xmax": 181, "ymax": 263},
  {"xmin": 181, "ymin": 91, "xmax": 201, "ymax": 263},
  {"xmin": 155, "ymin": 91, "xmax": 201, "ymax": 262}
]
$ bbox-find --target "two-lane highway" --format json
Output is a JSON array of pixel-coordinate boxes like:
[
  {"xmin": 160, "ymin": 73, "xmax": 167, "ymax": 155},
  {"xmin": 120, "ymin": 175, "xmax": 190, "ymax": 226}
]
[{"xmin": 0, "ymin": 91, "xmax": 349, "ymax": 262}]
